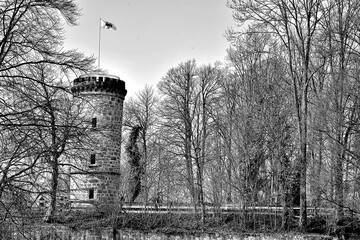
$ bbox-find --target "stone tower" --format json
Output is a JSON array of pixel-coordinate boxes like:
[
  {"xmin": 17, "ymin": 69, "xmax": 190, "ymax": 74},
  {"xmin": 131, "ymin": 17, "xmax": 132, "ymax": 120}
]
[{"xmin": 70, "ymin": 74, "xmax": 127, "ymax": 208}]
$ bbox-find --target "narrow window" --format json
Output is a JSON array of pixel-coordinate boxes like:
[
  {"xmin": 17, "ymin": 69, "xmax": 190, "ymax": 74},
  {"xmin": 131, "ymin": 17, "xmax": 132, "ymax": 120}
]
[
  {"xmin": 39, "ymin": 196, "xmax": 45, "ymax": 207},
  {"xmin": 91, "ymin": 117, "xmax": 97, "ymax": 128},
  {"xmin": 89, "ymin": 189, "xmax": 95, "ymax": 199},
  {"xmin": 90, "ymin": 154, "xmax": 96, "ymax": 165}
]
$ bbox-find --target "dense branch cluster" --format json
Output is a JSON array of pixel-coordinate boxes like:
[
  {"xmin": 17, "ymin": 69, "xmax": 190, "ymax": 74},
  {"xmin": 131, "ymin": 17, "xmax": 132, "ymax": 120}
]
[
  {"xmin": 0, "ymin": 0, "xmax": 96, "ymax": 227},
  {"xmin": 123, "ymin": 0, "xmax": 360, "ymax": 232}
]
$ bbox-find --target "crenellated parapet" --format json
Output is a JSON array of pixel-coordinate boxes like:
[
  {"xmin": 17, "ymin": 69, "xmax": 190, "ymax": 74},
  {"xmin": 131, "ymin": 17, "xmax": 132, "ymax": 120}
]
[{"xmin": 71, "ymin": 75, "xmax": 127, "ymax": 98}]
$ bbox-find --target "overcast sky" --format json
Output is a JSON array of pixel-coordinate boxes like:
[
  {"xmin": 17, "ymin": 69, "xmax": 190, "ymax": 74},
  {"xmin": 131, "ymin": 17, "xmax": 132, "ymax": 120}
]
[{"xmin": 64, "ymin": 0, "xmax": 235, "ymax": 97}]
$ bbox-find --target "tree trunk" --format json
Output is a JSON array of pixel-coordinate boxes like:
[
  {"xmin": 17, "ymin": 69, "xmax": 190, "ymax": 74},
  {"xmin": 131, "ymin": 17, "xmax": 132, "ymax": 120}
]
[
  {"xmin": 299, "ymin": 86, "xmax": 308, "ymax": 230},
  {"xmin": 185, "ymin": 116, "xmax": 195, "ymax": 203},
  {"xmin": 315, "ymin": 132, "xmax": 323, "ymax": 215},
  {"xmin": 44, "ymin": 103, "xmax": 60, "ymax": 223},
  {"xmin": 184, "ymin": 73, "xmax": 196, "ymax": 203},
  {"xmin": 44, "ymin": 155, "xmax": 59, "ymax": 223},
  {"xmin": 281, "ymin": 153, "xmax": 291, "ymax": 230},
  {"xmin": 334, "ymin": 147, "xmax": 344, "ymax": 219}
]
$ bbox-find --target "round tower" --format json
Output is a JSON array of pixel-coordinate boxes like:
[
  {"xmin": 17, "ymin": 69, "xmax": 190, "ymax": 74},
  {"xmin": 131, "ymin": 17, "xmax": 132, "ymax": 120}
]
[{"xmin": 70, "ymin": 74, "xmax": 127, "ymax": 208}]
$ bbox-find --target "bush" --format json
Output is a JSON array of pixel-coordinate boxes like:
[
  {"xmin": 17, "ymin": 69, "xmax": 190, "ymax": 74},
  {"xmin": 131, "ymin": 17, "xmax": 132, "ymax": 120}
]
[
  {"xmin": 329, "ymin": 217, "xmax": 360, "ymax": 240},
  {"xmin": 306, "ymin": 216, "xmax": 327, "ymax": 234}
]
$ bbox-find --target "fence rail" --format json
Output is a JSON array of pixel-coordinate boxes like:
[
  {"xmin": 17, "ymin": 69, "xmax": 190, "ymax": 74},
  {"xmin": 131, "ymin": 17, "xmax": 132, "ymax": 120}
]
[{"xmin": 118, "ymin": 203, "xmax": 338, "ymax": 217}]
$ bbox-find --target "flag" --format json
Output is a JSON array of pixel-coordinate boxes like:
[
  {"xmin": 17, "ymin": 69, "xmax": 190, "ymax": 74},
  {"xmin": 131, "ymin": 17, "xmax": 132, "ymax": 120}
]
[{"xmin": 100, "ymin": 19, "xmax": 117, "ymax": 30}]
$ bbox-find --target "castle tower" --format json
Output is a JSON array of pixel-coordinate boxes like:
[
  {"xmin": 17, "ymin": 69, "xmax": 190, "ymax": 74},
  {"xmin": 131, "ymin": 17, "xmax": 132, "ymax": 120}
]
[{"xmin": 70, "ymin": 74, "xmax": 127, "ymax": 208}]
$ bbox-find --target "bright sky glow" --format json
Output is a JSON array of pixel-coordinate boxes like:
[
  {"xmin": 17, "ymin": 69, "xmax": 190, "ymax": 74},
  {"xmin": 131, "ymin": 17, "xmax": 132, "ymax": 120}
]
[{"xmin": 64, "ymin": 0, "xmax": 235, "ymax": 97}]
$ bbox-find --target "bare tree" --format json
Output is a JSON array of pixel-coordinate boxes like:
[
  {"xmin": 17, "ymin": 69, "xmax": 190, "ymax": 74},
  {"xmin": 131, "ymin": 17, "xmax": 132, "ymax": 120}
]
[
  {"xmin": 158, "ymin": 60, "xmax": 198, "ymax": 203},
  {"xmin": 0, "ymin": 0, "xmax": 94, "ymax": 77},
  {"xmin": 209, "ymin": 71, "xmax": 238, "ymax": 205},
  {"xmin": 0, "ymin": 0, "xmax": 96, "ymax": 227},
  {"xmin": 192, "ymin": 62, "xmax": 222, "ymax": 226},
  {"xmin": 221, "ymin": 30, "xmax": 297, "ymax": 228},
  {"xmin": 318, "ymin": 0, "xmax": 360, "ymax": 219},
  {"xmin": 228, "ymin": 0, "xmax": 323, "ymax": 229},
  {"xmin": 123, "ymin": 85, "xmax": 159, "ymax": 202}
]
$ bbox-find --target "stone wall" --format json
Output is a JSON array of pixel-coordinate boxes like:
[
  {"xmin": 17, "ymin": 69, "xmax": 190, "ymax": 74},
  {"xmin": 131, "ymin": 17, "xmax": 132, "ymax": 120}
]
[{"xmin": 70, "ymin": 75, "xmax": 127, "ymax": 208}]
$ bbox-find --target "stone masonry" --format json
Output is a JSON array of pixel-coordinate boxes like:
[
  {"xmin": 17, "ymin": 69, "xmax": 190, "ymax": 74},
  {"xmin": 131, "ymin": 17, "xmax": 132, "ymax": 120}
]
[{"xmin": 70, "ymin": 74, "xmax": 127, "ymax": 208}]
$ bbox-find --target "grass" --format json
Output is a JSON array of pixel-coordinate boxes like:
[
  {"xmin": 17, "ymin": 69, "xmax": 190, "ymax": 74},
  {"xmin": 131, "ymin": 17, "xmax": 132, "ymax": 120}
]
[{"xmin": 4, "ymin": 208, "xmax": 359, "ymax": 239}]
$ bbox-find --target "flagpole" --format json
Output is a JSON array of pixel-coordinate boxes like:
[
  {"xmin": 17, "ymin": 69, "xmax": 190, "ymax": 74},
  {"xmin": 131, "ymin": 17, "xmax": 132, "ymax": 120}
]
[{"xmin": 98, "ymin": 18, "xmax": 101, "ymax": 68}]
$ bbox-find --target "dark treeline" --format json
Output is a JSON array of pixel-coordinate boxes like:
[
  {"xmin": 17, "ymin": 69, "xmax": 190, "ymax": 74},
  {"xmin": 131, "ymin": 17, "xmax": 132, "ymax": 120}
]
[{"xmin": 122, "ymin": 0, "xmax": 360, "ymax": 231}]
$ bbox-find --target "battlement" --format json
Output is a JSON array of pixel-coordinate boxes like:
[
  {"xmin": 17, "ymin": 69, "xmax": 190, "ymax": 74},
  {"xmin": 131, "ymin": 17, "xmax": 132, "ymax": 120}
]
[{"xmin": 71, "ymin": 74, "xmax": 127, "ymax": 97}]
